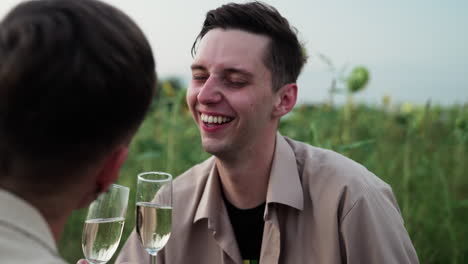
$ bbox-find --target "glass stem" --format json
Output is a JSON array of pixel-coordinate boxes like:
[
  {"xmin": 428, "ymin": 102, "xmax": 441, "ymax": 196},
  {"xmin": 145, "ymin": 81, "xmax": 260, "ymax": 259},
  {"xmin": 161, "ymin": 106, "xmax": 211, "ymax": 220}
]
[{"xmin": 150, "ymin": 253, "xmax": 157, "ymax": 264}]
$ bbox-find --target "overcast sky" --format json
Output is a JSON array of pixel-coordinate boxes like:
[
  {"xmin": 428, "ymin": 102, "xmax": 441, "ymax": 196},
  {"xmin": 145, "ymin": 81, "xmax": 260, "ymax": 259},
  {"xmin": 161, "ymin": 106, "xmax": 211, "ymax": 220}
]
[{"xmin": 1, "ymin": 0, "xmax": 467, "ymax": 105}]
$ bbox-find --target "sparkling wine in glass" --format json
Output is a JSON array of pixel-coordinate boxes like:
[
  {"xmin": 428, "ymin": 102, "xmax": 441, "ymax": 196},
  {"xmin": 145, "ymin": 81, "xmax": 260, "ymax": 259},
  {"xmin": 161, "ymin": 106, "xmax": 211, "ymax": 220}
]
[
  {"xmin": 136, "ymin": 172, "xmax": 172, "ymax": 261},
  {"xmin": 82, "ymin": 184, "xmax": 129, "ymax": 264}
]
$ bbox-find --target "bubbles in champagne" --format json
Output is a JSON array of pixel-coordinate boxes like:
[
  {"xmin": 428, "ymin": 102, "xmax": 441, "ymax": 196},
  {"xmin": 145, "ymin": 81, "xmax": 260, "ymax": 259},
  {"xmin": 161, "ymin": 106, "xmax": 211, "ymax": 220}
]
[
  {"xmin": 136, "ymin": 202, "xmax": 172, "ymax": 256},
  {"xmin": 82, "ymin": 217, "xmax": 125, "ymax": 264}
]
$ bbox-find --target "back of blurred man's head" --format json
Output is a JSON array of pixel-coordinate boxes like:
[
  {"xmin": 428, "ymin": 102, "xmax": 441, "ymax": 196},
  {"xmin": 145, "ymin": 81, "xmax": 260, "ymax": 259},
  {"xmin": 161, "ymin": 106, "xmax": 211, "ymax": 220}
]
[{"xmin": 0, "ymin": 0, "xmax": 156, "ymax": 195}]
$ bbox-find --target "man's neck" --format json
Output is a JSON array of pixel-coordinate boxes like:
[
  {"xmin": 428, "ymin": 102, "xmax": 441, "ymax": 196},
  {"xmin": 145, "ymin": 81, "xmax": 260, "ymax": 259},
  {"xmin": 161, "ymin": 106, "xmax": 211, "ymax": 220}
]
[
  {"xmin": 0, "ymin": 183, "xmax": 77, "ymax": 244},
  {"xmin": 215, "ymin": 134, "xmax": 277, "ymax": 209},
  {"xmin": 21, "ymin": 192, "xmax": 73, "ymax": 243}
]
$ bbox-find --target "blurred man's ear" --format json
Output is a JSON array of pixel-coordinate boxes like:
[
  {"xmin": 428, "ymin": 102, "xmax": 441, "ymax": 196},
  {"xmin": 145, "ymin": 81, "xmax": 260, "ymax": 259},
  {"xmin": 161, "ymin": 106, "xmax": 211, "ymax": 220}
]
[
  {"xmin": 96, "ymin": 146, "xmax": 129, "ymax": 192},
  {"xmin": 272, "ymin": 83, "xmax": 297, "ymax": 118},
  {"xmin": 76, "ymin": 146, "xmax": 129, "ymax": 209}
]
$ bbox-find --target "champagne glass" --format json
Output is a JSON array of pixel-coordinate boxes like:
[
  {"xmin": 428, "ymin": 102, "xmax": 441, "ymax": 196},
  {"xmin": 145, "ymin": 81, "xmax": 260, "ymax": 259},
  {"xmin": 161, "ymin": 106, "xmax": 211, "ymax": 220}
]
[
  {"xmin": 82, "ymin": 184, "xmax": 129, "ymax": 264},
  {"xmin": 136, "ymin": 172, "xmax": 173, "ymax": 263}
]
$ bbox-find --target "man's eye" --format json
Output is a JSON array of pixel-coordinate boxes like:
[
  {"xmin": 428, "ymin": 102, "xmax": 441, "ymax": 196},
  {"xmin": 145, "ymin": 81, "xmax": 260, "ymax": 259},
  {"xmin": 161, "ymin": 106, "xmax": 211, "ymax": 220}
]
[
  {"xmin": 227, "ymin": 80, "xmax": 247, "ymax": 87},
  {"xmin": 192, "ymin": 75, "xmax": 208, "ymax": 81}
]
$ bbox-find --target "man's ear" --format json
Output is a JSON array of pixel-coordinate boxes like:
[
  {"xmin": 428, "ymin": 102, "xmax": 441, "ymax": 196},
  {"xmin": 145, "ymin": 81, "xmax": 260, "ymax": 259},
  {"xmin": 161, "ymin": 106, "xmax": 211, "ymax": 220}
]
[
  {"xmin": 96, "ymin": 146, "xmax": 129, "ymax": 193},
  {"xmin": 75, "ymin": 146, "xmax": 129, "ymax": 209},
  {"xmin": 272, "ymin": 83, "xmax": 297, "ymax": 118}
]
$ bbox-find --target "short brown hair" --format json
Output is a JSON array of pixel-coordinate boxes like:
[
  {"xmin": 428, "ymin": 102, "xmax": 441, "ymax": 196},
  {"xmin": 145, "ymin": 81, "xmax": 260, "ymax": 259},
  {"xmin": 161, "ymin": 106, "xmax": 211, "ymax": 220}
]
[
  {"xmin": 0, "ymin": 0, "xmax": 156, "ymax": 186},
  {"xmin": 191, "ymin": 1, "xmax": 307, "ymax": 91}
]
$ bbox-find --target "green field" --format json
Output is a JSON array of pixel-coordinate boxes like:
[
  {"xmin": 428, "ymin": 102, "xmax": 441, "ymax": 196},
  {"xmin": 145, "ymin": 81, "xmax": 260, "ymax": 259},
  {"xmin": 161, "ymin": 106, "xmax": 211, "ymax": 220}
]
[{"xmin": 59, "ymin": 86, "xmax": 468, "ymax": 264}]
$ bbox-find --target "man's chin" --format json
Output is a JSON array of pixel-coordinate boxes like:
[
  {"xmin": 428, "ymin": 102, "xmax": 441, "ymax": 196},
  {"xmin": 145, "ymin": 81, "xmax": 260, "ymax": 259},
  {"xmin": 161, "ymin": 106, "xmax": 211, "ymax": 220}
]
[
  {"xmin": 201, "ymin": 144, "xmax": 222, "ymax": 156},
  {"xmin": 201, "ymin": 139, "xmax": 228, "ymax": 156}
]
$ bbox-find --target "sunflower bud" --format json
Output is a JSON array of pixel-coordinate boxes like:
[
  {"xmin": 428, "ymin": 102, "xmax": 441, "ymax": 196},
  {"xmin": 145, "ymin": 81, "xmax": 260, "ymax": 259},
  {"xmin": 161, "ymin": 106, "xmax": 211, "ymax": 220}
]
[{"xmin": 347, "ymin": 66, "xmax": 369, "ymax": 93}]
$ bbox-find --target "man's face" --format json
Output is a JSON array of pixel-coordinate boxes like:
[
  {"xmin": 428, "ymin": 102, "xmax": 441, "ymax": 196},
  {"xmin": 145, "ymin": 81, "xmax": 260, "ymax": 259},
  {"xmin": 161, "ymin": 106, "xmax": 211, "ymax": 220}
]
[{"xmin": 187, "ymin": 29, "xmax": 278, "ymax": 158}]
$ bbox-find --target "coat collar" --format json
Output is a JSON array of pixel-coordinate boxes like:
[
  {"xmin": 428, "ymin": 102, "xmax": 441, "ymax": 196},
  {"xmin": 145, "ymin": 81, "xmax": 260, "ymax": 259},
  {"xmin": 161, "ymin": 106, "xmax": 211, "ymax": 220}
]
[
  {"xmin": 193, "ymin": 132, "xmax": 304, "ymax": 224},
  {"xmin": 0, "ymin": 188, "xmax": 60, "ymax": 258},
  {"xmin": 266, "ymin": 132, "xmax": 304, "ymax": 211}
]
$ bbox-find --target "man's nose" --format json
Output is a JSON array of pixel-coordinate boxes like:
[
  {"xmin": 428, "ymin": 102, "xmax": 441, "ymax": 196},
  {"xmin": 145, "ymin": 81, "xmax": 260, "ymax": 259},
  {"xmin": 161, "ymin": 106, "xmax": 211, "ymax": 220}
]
[{"xmin": 197, "ymin": 76, "xmax": 222, "ymax": 104}]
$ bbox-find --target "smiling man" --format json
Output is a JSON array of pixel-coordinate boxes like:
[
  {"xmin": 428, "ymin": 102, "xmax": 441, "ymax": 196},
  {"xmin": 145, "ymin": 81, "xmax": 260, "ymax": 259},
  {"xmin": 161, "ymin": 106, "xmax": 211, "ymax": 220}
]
[{"xmin": 117, "ymin": 2, "xmax": 419, "ymax": 263}]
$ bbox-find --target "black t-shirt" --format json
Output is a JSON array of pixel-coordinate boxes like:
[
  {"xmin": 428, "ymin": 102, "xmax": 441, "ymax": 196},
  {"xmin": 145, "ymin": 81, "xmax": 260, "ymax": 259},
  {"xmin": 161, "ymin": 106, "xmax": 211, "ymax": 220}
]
[{"xmin": 223, "ymin": 196, "xmax": 265, "ymax": 263}]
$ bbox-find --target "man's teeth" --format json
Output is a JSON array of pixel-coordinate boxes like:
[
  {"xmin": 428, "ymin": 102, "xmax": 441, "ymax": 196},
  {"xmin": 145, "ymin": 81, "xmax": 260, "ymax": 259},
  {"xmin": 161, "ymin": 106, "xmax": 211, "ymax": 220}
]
[{"xmin": 201, "ymin": 113, "xmax": 232, "ymax": 124}]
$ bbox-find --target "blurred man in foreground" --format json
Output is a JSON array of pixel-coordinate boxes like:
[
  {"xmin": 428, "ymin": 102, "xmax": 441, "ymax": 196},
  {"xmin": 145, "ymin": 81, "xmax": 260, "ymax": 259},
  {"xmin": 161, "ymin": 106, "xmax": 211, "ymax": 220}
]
[
  {"xmin": 0, "ymin": 0, "xmax": 156, "ymax": 262},
  {"xmin": 117, "ymin": 2, "xmax": 419, "ymax": 263}
]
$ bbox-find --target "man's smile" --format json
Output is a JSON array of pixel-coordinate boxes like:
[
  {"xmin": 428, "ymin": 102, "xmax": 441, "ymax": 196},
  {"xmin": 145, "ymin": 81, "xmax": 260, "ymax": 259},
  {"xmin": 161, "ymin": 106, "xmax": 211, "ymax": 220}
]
[
  {"xmin": 199, "ymin": 112, "xmax": 235, "ymax": 131},
  {"xmin": 200, "ymin": 113, "xmax": 233, "ymax": 125}
]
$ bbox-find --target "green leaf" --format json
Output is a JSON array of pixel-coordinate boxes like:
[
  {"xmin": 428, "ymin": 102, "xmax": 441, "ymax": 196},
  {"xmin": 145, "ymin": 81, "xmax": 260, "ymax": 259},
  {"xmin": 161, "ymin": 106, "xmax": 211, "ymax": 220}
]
[
  {"xmin": 135, "ymin": 151, "xmax": 161, "ymax": 161},
  {"xmin": 335, "ymin": 139, "xmax": 375, "ymax": 152},
  {"xmin": 456, "ymin": 199, "xmax": 468, "ymax": 208}
]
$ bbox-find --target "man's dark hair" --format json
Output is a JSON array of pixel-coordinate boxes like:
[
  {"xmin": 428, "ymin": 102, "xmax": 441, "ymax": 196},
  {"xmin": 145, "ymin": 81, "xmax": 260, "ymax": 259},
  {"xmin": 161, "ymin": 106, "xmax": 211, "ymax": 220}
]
[
  {"xmin": 0, "ymin": 0, "xmax": 156, "ymax": 188},
  {"xmin": 191, "ymin": 1, "xmax": 307, "ymax": 91}
]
